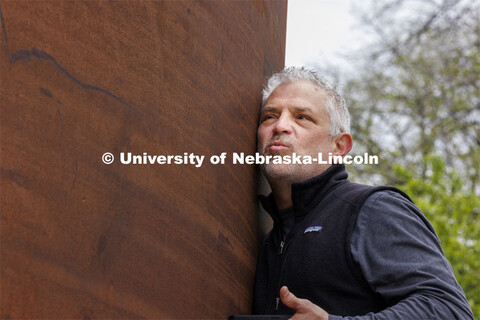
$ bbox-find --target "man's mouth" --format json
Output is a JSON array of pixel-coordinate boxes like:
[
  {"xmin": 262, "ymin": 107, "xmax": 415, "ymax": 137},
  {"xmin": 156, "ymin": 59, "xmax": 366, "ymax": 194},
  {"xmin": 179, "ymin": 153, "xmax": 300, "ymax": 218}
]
[{"xmin": 268, "ymin": 141, "xmax": 290, "ymax": 151}]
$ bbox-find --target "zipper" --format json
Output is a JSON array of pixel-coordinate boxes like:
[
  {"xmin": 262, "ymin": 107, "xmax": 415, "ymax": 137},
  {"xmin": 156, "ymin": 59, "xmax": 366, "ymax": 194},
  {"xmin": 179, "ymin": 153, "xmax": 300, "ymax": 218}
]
[
  {"xmin": 278, "ymin": 241, "xmax": 285, "ymax": 255},
  {"xmin": 273, "ymin": 240, "xmax": 289, "ymax": 312},
  {"xmin": 272, "ymin": 224, "xmax": 291, "ymax": 312}
]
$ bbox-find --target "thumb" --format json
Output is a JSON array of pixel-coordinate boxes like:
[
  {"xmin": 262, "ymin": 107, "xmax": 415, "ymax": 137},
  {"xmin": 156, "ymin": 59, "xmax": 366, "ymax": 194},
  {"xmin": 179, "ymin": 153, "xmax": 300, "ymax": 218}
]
[{"xmin": 280, "ymin": 286, "xmax": 300, "ymax": 310}]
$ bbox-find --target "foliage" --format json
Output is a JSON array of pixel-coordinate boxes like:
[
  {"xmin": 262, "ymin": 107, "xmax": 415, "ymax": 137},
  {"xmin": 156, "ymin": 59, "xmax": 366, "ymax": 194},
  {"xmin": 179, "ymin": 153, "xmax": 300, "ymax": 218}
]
[
  {"xmin": 392, "ymin": 155, "xmax": 480, "ymax": 318},
  {"xmin": 344, "ymin": 0, "xmax": 480, "ymax": 194},
  {"xmin": 314, "ymin": 0, "xmax": 479, "ymax": 316}
]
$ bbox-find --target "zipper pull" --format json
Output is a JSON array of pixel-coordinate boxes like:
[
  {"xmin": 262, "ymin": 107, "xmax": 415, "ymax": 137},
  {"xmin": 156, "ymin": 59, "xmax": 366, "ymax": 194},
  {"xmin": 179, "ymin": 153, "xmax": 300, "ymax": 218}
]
[
  {"xmin": 278, "ymin": 241, "xmax": 285, "ymax": 255},
  {"xmin": 275, "ymin": 297, "xmax": 280, "ymax": 310}
]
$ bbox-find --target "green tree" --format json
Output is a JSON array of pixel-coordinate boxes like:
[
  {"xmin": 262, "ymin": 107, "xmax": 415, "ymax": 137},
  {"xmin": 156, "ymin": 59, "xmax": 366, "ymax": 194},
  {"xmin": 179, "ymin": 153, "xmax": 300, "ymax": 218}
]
[
  {"xmin": 346, "ymin": 0, "xmax": 479, "ymax": 192},
  {"xmin": 393, "ymin": 155, "xmax": 480, "ymax": 318},
  {"xmin": 316, "ymin": 0, "xmax": 479, "ymax": 316}
]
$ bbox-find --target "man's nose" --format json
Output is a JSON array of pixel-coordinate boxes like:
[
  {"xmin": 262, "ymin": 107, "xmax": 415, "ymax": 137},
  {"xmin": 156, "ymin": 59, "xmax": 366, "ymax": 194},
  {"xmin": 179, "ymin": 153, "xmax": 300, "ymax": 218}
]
[{"xmin": 273, "ymin": 114, "xmax": 293, "ymax": 134}]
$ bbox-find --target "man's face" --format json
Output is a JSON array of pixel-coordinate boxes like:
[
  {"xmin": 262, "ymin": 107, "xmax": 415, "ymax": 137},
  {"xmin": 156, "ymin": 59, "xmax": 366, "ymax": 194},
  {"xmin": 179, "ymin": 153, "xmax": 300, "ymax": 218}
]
[{"xmin": 257, "ymin": 80, "xmax": 335, "ymax": 183}]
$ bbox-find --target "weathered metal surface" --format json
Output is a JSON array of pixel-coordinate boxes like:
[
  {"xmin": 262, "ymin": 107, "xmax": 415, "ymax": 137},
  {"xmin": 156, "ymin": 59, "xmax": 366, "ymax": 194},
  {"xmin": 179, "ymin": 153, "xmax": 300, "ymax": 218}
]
[{"xmin": 0, "ymin": 1, "xmax": 286, "ymax": 318}]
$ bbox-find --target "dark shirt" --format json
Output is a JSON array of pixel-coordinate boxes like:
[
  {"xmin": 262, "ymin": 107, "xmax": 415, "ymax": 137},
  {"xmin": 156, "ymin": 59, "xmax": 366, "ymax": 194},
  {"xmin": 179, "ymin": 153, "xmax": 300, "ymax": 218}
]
[
  {"xmin": 276, "ymin": 190, "xmax": 473, "ymax": 319},
  {"xmin": 335, "ymin": 191, "xmax": 472, "ymax": 319},
  {"xmin": 277, "ymin": 206, "xmax": 295, "ymax": 241}
]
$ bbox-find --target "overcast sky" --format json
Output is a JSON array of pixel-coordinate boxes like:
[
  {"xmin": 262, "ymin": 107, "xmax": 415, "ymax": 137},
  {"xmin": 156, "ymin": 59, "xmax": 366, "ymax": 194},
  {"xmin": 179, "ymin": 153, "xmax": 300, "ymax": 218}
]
[{"xmin": 285, "ymin": 0, "xmax": 370, "ymax": 68}]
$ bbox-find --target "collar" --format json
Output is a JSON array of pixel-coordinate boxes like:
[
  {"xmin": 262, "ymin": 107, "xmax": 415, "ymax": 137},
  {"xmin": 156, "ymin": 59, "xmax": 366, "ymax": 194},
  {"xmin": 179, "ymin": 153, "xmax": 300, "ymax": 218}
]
[{"xmin": 259, "ymin": 164, "xmax": 349, "ymax": 222}]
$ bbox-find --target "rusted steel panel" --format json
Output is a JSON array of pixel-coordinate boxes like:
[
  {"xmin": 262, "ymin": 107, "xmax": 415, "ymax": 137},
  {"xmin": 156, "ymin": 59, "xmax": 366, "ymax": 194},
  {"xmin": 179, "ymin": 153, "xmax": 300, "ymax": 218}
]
[{"xmin": 0, "ymin": 1, "xmax": 286, "ymax": 318}]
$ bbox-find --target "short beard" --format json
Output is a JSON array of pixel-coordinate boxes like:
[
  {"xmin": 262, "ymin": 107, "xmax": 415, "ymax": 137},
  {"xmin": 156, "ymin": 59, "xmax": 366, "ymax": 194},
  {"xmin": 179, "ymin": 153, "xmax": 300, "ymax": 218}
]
[
  {"xmin": 258, "ymin": 142, "xmax": 332, "ymax": 184},
  {"xmin": 258, "ymin": 148, "xmax": 316, "ymax": 184},
  {"xmin": 260, "ymin": 161, "xmax": 327, "ymax": 185}
]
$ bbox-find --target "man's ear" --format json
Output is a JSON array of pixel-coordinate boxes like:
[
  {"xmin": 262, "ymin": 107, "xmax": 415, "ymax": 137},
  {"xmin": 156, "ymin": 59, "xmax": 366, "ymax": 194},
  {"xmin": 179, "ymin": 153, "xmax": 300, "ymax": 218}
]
[{"xmin": 332, "ymin": 133, "xmax": 353, "ymax": 157}]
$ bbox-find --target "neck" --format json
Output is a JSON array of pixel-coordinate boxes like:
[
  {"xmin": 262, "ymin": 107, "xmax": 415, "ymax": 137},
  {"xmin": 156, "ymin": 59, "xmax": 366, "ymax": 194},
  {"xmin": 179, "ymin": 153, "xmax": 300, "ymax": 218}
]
[
  {"xmin": 268, "ymin": 178, "xmax": 293, "ymax": 210},
  {"xmin": 266, "ymin": 166, "xmax": 333, "ymax": 210}
]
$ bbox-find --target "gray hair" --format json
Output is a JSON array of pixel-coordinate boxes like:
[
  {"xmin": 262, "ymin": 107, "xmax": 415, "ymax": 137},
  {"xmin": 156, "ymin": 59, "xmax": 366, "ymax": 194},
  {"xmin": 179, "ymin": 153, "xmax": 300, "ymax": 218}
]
[{"xmin": 262, "ymin": 66, "xmax": 350, "ymax": 136}]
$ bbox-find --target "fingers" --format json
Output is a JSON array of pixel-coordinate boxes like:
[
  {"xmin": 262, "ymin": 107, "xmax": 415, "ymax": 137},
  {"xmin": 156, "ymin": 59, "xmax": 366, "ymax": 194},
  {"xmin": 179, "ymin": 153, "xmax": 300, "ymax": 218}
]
[
  {"xmin": 280, "ymin": 286, "xmax": 300, "ymax": 309},
  {"xmin": 280, "ymin": 286, "xmax": 330, "ymax": 320}
]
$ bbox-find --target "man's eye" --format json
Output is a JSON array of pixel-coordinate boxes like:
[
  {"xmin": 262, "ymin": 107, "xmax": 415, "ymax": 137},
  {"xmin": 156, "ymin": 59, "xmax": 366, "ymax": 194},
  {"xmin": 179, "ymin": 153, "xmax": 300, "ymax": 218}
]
[
  {"xmin": 261, "ymin": 115, "xmax": 275, "ymax": 122},
  {"xmin": 297, "ymin": 115, "xmax": 310, "ymax": 120}
]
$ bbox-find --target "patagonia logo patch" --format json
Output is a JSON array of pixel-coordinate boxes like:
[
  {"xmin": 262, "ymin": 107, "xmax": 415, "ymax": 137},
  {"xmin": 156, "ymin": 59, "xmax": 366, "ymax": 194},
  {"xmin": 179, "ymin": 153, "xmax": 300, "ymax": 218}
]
[{"xmin": 304, "ymin": 226, "xmax": 323, "ymax": 233}]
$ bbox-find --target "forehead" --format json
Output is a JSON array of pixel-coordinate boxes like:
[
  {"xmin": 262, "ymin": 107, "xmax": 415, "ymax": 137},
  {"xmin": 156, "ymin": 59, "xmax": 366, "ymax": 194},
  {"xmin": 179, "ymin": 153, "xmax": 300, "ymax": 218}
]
[{"xmin": 264, "ymin": 80, "xmax": 327, "ymax": 112}]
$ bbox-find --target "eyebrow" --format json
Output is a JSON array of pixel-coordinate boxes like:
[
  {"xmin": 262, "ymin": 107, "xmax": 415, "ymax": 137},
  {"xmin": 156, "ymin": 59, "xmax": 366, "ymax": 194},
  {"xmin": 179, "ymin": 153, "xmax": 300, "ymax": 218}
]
[
  {"xmin": 292, "ymin": 106, "xmax": 314, "ymax": 113},
  {"xmin": 261, "ymin": 106, "xmax": 277, "ymax": 113},
  {"xmin": 261, "ymin": 106, "xmax": 315, "ymax": 113}
]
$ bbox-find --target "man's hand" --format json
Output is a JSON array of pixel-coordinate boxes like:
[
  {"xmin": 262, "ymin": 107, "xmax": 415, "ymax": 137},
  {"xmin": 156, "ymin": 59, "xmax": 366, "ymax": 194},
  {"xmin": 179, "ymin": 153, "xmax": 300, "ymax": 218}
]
[{"xmin": 280, "ymin": 286, "xmax": 329, "ymax": 320}]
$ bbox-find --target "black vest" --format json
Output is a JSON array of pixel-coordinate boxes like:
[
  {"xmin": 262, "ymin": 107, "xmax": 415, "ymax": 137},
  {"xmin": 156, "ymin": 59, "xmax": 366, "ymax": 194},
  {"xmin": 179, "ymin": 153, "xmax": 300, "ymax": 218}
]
[{"xmin": 252, "ymin": 164, "xmax": 411, "ymax": 316}]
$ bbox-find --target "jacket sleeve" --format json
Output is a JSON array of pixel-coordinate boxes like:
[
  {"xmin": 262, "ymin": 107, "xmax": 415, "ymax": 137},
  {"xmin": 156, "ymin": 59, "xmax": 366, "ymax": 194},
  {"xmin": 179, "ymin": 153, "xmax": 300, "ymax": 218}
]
[{"xmin": 330, "ymin": 190, "xmax": 473, "ymax": 320}]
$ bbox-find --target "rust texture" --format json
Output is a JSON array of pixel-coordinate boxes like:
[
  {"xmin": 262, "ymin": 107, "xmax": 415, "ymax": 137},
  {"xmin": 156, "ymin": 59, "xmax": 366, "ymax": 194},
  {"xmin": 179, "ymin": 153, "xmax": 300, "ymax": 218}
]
[{"xmin": 0, "ymin": 1, "xmax": 286, "ymax": 318}]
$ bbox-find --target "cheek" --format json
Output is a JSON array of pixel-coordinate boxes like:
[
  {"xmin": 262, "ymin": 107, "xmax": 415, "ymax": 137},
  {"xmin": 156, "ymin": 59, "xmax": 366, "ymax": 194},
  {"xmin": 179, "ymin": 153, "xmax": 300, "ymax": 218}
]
[
  {"xmin": 300, "ymin": 133, "xmax": 331, "ymax": 151},
  {"xmin": 257, "ymin": 127, "xmax": 270, "ymax": 145}
]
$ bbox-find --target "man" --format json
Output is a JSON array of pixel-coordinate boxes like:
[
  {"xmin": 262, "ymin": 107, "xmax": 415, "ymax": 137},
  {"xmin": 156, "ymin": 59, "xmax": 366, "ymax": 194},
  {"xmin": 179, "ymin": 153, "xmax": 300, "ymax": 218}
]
[{"xmin": 252, "ymin": 67, "xmax": 473, "ymax": 319}]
